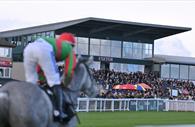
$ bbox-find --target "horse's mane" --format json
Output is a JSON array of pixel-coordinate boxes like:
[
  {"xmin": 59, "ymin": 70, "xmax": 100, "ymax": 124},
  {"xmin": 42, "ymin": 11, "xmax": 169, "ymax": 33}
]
[{"xmin": 75, "ymin": 56, "xmax": 93, "ymax": 75}]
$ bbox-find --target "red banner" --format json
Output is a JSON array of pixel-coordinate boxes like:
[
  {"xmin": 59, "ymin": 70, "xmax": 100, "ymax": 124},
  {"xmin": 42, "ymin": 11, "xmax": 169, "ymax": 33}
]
[{"xmin": 0, "ymin": 57, "xmax": 12, "ymax": 67}]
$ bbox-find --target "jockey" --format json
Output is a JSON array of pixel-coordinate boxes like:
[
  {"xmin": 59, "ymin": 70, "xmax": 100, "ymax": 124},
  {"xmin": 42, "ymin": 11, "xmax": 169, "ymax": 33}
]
[
  {"xmin": 36, "ymin": 33, "xmax": 77, "ymax": 86},
  {"xmin": 23, "ymin": 32, "xmax": 77, "ymax": 122}
]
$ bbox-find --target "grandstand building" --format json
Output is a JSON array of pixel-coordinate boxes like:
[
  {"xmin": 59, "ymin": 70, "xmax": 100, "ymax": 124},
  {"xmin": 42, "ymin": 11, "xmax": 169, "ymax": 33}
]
[
  {"xmin": 0, "ymin": 39, "xmax": 14, "ymax": 78},
  {"xmin": 0, "ymin": 17, "xmax": 193, "ymax": 80},
  {"xmin": 0, "ymin": 39, "xmax": 15, "ymax": 84}
]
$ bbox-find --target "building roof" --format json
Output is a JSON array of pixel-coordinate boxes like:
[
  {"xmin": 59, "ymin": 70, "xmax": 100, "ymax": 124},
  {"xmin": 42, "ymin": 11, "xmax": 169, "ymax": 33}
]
[
  {"xmin": 0, "ymin": 17, "xmax": 191, "ymax": 42},
  {"xmin": 0, "ymin": 38, "xmax": 15, "ymax": 48},
  {"xmin": 146, "ymin": 55, "xmax": 195, "ymax": 65}
]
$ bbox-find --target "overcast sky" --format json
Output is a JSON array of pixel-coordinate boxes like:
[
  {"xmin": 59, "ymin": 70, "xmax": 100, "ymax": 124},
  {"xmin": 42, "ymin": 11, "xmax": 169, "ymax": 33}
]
[{"xmin": 0, "ymin": 0, "xmax": 195, "ymax": 57}]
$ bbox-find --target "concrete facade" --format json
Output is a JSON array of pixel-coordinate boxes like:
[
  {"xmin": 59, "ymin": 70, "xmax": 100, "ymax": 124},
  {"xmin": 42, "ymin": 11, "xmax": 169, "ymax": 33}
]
[{"xmin": 12, "ymin": 62, "xmax": 25, "ymax": 81}]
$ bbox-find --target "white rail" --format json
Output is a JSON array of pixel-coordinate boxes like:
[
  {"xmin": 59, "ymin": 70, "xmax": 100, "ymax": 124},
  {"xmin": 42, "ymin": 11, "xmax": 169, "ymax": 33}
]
[{"xmin": 76, "ymin": 98, "xmax": 195, "ymax": 112}]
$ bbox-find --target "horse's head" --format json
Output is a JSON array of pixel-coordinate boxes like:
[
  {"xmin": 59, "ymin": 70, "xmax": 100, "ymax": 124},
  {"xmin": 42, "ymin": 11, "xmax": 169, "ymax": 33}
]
[{"xmin": 67, "ymin": 56, "xmax": 98, "ymax": 97}]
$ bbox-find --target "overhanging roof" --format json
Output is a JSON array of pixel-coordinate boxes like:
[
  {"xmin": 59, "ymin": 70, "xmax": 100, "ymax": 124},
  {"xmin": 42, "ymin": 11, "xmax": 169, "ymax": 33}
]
[
  {"xmin": 0, "ymin": 17, "xmax": 191, "ymax": 41},
  {"xmin": 146, "ymin": 55, "xmax": 195, "ymax": 65},
  {"xmin": 0, "ymin": 38, "xmax": 15, "ymax": 48}
]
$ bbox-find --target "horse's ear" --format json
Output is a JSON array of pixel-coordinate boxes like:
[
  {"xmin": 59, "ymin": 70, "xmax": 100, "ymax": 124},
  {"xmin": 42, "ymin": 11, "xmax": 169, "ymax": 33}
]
[
  {"xmin": 77, "ymin": 55, "xmax": 84, "ymax": 63},
  {"xmin": 77, "ymin": 55, "xmax": 81, "ymax": 62},
  {"xmin": 86, "ymin": 56, "xmax": 94, "ymax": 66}
]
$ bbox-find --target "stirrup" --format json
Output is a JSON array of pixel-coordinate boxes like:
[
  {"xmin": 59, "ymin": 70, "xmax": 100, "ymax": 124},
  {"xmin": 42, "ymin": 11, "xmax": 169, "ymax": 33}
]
[{"xmin": 53, "ymin": 110, "xmax": 68, "ymax": 122}]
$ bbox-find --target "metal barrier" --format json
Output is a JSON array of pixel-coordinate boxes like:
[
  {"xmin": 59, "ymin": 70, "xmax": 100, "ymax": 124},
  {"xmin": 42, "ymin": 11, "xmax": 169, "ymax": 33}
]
[{"xmin": 76, "ymin": 98, "xmax": 195, "ymax": 112}]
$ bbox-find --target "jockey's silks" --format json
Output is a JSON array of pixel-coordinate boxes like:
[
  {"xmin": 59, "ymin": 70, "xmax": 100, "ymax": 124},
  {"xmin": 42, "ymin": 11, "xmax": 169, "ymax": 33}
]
[
  {"xmin": 64, "ymin": 51, "xmax": 77, "ymax": 86},
  {"xmin": 36, "ymin": 65, "xmax": 46, "ymax": 85},
  {"xmin": 43, "ymin": 38, "xmax": 72, "ymax": 61},
  {"xmin": 36, "ymin": 37, "xmax": 77, "ymax": 86}
]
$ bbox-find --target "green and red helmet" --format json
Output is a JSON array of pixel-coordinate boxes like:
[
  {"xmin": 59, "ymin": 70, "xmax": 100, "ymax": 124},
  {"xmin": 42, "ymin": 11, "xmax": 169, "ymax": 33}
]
[{"xmin": 56, "ymin": 32, "xmax": 76, "ymax": 46}]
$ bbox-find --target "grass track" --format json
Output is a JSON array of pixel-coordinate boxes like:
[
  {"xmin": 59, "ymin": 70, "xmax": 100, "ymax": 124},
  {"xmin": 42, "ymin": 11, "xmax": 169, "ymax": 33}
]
[{"xmin": 77, "ymin": 111, "xmax": 195, "ymax": 127}]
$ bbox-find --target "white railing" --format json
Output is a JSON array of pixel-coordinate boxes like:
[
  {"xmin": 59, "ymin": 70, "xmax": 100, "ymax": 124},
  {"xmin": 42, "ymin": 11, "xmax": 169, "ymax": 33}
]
[
  {"xmin": 168, "ymin": 100, "xmax": 195, "ymax": 112},
  {"xmin": 76, "ymin": 98, "xmax": 195, "ymax": 112}
]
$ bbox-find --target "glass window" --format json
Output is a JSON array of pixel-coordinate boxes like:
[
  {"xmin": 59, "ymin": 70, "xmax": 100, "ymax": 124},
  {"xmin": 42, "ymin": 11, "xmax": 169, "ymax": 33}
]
[
  {"xmin": 100, "ymin": 39, "xmax": 111, "ymax": 57},
  {"xmin": 77, "ymin": 43, "xmax": 88, "ymax": 55},
  {"xmin": 11, "ymin": 37, "xmax": 16, "ymax": 46},
  {"xmin": 74, "ymin": 43, "xmax": 78, "ymax": 54},
  {"xmin": 149, "ymin": 44, "xmax": 152, "ymax": 50},
  {"xmin": 41, "ymin": 32, "xmax": 46, "ymax": 37},
  {"xmin": 170, "ymin": 64, "xmax": 179, "ymax": 79},
  {"xmin": 4, "ymin": 68, "xmax": 10, "ymax": 77},
  {"xmin": 22, "ymin": 36, "xmax": 27, "ymax": 47},
  {"xmin": 0, "ymin": 68, "xmax": 3, "ymax": 77},
  {"xmin": 89, "ymin": 61, "xmax": 100, "ymax": 70},
  {"xmin": 32, "ymin": 34, "xmax": 37, "ymax": 41},
  {"xmin": 111, "ymin": 46, "xmax": 121, "ymax": 58},
  {"xmin": 8, "ymin": 37, "xmax": 11, "ymax": 42},
  {"xmin": 77, "ymin": 37, "xmax": 88, "ymax": 55},
  {"xmin": 0, "ymin": 47, "xmax": 11, "ymax": 58},
  {"xmin": 189, "ymin": 66, "xmax": 195, "ymax": 80},
  {"xmin": 122, "ymin": 64, "xmax": 144, "ymax": 73},
  {"xmin": 37, "ymin": 33, "xmax": 42, "ymax": 38},
  {"xmin": 46, "ymin": 32, "xmax": 51, "ymax": 38},
  {"xmin": 123, "ymin": 41, "xmax": 132, "ymax": 48},
  {"xmin": 110, "ymin": 63, "xmax": 121, "ymax": 72},
  {"xmin": 143, "ymin": 43, "xmax": 149, "ymax": 50},
  {"xmin": 180, "ymin": 65, "xmax": 189, "ymax": 80},
  {"xmin": 90, "ymin": 44, "xmax": 100, "ymax": 56},
  {"xmin": 143, "ymin": 44, "xmax": 153, "ymax": 58},
  {"xmin": 50, "ymin": 31, "xmax": 54, "ymax": 37},
  {"xmin": 101, "ymin": 39, "xmax": 110, "ymax": 46},
  {"xmin": 111, "ymin": 40, "xmax": 121, "ymax": 58},
  {"xmin": 0, "ymin": 67, "xmax": 11, "ymax": 78},
  {"xmin": 133, "ymin": 42, "xmax": 142, "ymax": 49},
  {"xmin": 7, "ymin": 48, "xmax": 11, "ymax": 58},
  {"xmin": 137, "ymin": 65, "xmax": 145, "ymax": 72},
  {"xmin": 121, "ymin": 64, "xmax": 131, "ymax": 73},
  {"xmin": 90, "ymin": 38, "xmax": 100, "ymax": 45},
  {"xmin": 77, "ymin": 37, "xmax": 88, "ymax": 44},
  {"xmin": 101, "ymin": 45, "xmax": 110, "ymax": 57},
  {"xmin": 111, "ymin": 40, "xmax": 121, "ymax": 47},
  {"xmin": 161, "ymin": 64, "xmax": 170, "ymax": 78},
  {"xmin": 17, "ymin": 41, "xmax": 22, "ymax": 46},
  {"xmin": 27, "ymin": 35, "xmax": 32, "ymax": 43},
  {"xmin": 90, "ymin": 38, "xmax": 100, "ymax": 56},
  {"xmin": 143, "ymin": 49, "xmax": 152, "ymax": 58},
  {"xmin": 0, "ymin": 48, "xmax": 5, "ymax": 57},
  {"xmin": 123, "ymin": 41, "xmax": 133, "ymax": 59},
  {"xmin": 144, "ymin": 44, "xmax": 152, "ymax": 50},
  {"xmin": 110, "ymin": 63, "xmax": 144, "ymax": 73},
  {"xmin": 132, "ymin": 43, "xmax": 142, "ymax": 59}
]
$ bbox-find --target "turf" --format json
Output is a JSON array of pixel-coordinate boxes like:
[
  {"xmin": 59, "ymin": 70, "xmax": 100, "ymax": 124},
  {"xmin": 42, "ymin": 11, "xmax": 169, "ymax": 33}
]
[{"xmin": 77, "ymin": 111, "xmax": 195, "ymax": 127}]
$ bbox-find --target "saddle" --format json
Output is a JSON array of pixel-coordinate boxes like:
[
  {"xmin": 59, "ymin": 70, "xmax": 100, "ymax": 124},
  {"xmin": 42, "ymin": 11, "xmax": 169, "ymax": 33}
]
[{"xmin": 39, "ymin": 84, "xmax": 76, "ymax": 123}]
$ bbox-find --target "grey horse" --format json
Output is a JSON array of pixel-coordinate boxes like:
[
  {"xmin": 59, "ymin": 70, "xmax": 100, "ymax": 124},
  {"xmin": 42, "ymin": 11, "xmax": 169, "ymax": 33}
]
[{"xmin": 0, "ymin": 57, "xmax": 98, "ymax": 127}]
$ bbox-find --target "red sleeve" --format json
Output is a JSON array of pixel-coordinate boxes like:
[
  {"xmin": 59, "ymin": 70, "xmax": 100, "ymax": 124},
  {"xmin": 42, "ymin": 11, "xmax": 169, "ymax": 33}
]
[
  {"xmin": 36, "ymin": 64, "xmax": 46, "ymax": 85},
  {"xmin": 64, "ymin": 51, "xmax": 77, "ymax": 85}
]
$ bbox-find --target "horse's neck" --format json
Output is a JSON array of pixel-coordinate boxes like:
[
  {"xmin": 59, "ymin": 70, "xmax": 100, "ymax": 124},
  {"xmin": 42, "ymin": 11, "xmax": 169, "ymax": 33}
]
[
  {"xmin": 63, "ymin": 89, "xmax": 79, "ymax": 105},
  {"xmin": 63, "ymin": 63, "xmax": 87, "ymax": 105}
]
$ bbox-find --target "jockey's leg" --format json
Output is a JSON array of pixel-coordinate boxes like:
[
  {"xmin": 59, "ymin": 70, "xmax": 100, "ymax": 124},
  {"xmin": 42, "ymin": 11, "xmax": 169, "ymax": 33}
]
[
  {"xmin": 36, "ymin": 44, "xmax": 67, "ymax": 121},
  {"xmin": 23, "ymin": 43, "xmax": 39, "ymax": 84},
  {"xmin": 52, "ymin": 85, "xmax": 68, "ymax": 121}
]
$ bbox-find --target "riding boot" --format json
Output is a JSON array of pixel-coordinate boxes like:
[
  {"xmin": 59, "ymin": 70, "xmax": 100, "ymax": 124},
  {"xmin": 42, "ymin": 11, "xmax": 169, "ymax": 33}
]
[{"xmin": 52, "ymin": 85, "xmax": 68, "ymax": 122}]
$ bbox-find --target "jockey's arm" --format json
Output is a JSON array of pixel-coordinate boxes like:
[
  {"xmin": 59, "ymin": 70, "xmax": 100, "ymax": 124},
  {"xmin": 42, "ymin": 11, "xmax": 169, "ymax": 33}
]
[
  {"xmin": 63, "ymin": 51, "xmax": 77, "ymax": 87},
  {"xmin": 36, "ymin": 65, "xmax": 47, "ymax": 85}
]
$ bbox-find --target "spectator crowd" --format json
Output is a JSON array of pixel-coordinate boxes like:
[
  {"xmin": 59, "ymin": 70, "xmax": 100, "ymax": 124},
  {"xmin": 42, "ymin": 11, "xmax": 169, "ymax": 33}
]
[{"xmin": 90, "ymin": 69, "xmax": 195, "ymax": 101}]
